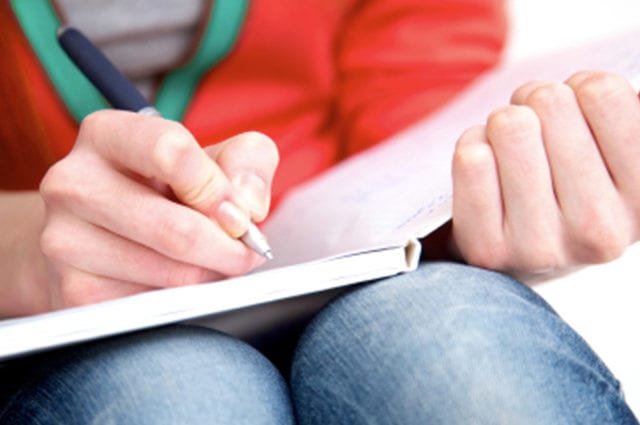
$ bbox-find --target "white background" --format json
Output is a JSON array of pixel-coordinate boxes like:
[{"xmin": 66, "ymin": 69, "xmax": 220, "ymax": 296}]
[{"xmin": 506, "ymin": 0, "xmax": 640, "ymax": 415}]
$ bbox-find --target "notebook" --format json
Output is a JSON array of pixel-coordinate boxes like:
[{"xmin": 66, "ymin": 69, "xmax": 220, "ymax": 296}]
[{"xmin": 2, "ymin": 27, "xmax": 639, "ymax": 360}]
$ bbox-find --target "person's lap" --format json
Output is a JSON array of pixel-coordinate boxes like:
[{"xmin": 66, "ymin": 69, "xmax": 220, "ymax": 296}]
[
  {"xmin": 0, "ymin": 325, "xmax": 294, "ymax": 424},
  {"xmin": 291, "ymin": 262, "xmax": 636, "ymax": 424},
  {"xmin": 0, "ymin": 262, "xmax": 636, "ymax": 424}
]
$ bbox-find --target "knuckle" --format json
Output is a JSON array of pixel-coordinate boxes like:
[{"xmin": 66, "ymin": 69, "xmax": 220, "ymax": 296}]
[
  {"xmin": 573, "ymin": 72, "xmax": 629, "ymax": 106},
  {"xmin": 39, "ymin": 161, "xmax": 74, "ymax": 202},
  {"xmin": 456, "ymin": 125, "xmax": 486, "ymax": 147},
  {"xmin": 81, "ymin": 110, "xmax": 113, "ymax": 129},
  {"xmin": 38, "ymin": 166, "xmax": 60, "ymax": 202},
  {"xmin": 152, "ymin": 123, "xmax": 196, "ymax": 176},
  {"xmin": 237, "ymin": 131, "xmax": 280, "ymax": 166},
  {"xmin": 236, "ymin": 131, "xmax": 272, "ymax": 149},
  {"xmin": 40, "ymin": 224, "xmax": 67, "ymax": 262},
  {"xmin": 486, "ymin": 105, "xmax": 539, "ymax": 143},
  {"xmin": 567, "ymin": 206, "xmax": 628, "ymax": 263},
  {"xmin": 510, "ymin": 80, "xmax": 545, "ymax": 104},
  {"xmin": 40, "ymin": 157, "xmax": 94, "ymax": 207},
  {"xmin": 453, "ymin": 127, "xmax": 492, "ymax": 170},
  {"xmin": 154, "ymin": 216, "xmax": 200, "ymax": 259},
  {"xmin": 77, "ymin": 110, "xmax": 118, "ymax": 147},
  {"xmin": 524, "ymin": 83, "xmax": 574, "ymax": 111},
  {"xmin": 566, "ymin": 70, "xmax": 597, "ymax": 84},
  {"xmin": 461, "ymin": 242, "xmax": 508, "ymax": 271}
]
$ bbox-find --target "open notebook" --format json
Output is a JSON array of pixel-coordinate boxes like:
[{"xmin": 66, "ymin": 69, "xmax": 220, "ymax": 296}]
[{"xmin": 2, "ymin": 27, "xmax": 640, "ymax": 360}]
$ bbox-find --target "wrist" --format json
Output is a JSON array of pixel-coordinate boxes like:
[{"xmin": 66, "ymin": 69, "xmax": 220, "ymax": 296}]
[{"xmin": 0, "ymin": 191, "xmax": 52, "ymax": 316}]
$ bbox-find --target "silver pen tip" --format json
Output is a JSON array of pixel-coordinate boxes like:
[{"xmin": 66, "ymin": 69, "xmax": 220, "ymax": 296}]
[{"xmin": 240, "ymin": 222, "xmax": 273, "ymax": 260}]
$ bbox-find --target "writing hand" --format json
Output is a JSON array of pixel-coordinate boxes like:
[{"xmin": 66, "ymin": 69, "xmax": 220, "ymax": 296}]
[
  {"xmin": 39, "ymin": 110, "xmax": 278, "ymax": 308},
  {"xmin": 452, "ymin": 71, "xmax": 640, "ymax": 274}
]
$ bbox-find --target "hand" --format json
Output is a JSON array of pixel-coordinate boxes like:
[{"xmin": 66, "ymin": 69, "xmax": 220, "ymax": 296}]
[
  {"xmin": 38, "ymin": 110, "xmax": 278, "ymax": 309},
  {"xmin": 452, "ymin": 71, "xmax": 640, "ymax": 274}
]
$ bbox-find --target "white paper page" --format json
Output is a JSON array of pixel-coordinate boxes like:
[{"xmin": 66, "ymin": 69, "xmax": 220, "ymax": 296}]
[
  {"xmin": 262, "ymin": 27, "xmax": 640, "ymax": 269},
  {"xmin": 0, "ymin": 245, "xmax": 411, "ymax": 359},
  {"xmin": 261, "ymin": 122, "xmax": 454, "ymax": 269}
]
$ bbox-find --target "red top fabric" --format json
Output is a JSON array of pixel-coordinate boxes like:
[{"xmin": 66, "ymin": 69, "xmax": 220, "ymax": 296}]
[{"xmin": 0, "ymin": 0, "xmax": 507, "ymax": 203}]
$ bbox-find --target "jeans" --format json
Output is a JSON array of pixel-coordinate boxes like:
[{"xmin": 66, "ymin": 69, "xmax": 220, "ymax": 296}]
[{"xmin": 0, "ymin": 262, "xmax": 637, "ymax": 424}]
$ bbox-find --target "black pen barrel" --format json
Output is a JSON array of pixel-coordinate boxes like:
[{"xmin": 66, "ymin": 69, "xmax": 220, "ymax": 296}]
[{"xmin": 57, "ymin": 26, "xmax": 150, "ymax": 113}]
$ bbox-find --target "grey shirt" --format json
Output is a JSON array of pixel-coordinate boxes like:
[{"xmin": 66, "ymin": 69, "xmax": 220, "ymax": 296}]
[{"xmin": 56, "ymin": 0, "xmax": 209, "ymax": 97}]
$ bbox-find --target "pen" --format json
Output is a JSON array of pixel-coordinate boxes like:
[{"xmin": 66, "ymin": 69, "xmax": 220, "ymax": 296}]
[{"xmin": 57, "ymin": 26, "xmax": 273, "ymax": 260}]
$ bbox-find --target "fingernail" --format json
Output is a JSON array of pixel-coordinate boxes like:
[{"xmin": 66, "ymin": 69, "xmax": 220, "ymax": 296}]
[
  {"xmin": 217, "ymin": 201, "xmax": 249, "ymax": 238},
  {"xmin": 232, "ymin": 173, "xmax": 269, "ymax": 220}
]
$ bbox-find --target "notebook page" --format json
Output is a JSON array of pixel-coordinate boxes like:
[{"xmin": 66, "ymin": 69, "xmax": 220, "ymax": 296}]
[{"xmin": 261, "ymin": 27, "xmax": 640, "ymax": 269}]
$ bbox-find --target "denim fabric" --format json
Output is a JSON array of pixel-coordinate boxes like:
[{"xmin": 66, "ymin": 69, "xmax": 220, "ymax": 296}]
[
  {"xmin": 0, "ymin": 262, "xmax": 637, "ymax": 424},
  {"xmin": 291, "ymin": 262, "xmax": 638, "ymax": 424},
  {"xmin": 0, "ymin": 326, "xmax": 294, "ymax": 424}
]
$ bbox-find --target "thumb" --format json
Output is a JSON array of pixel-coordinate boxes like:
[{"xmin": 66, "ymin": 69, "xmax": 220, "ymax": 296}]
[{"xmin": 205, "ymin": 132, "xmax": 280, "ymax": 222}]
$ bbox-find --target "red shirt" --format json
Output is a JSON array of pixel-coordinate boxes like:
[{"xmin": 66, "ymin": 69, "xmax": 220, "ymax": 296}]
[{"xmin": 0, "ymin": 0, "xmax": 507, "ymax": 202}]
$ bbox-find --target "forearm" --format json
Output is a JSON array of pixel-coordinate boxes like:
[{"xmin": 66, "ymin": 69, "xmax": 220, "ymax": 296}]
[{"xmin": 0, "ymin": 191, "xmax": 51, "ymax": 316}]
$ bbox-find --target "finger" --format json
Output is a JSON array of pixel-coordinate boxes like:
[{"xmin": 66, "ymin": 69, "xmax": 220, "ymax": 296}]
[
  {"xmin": 513, "ymin": 78, "xmax": 612, "ymax": 197},
  {"xmin": 76, "ymin": 110, "xmax": 250, "ymax": 237},
  {"xmin": 485, "ymin": 105, "xmax": 564, "ymax": 269},
  {"xmin": 50, "ymin": 267, "xmax": 152, "ymax": 309},
  {"xmin": 206, "ymin": 132, "xmax": 280, "ymax": 222},
  {"xmin": 452, "ymin": 125, "xmax": 506, "ymax": 269},
  {"xmin": 567, "ymin": 71, "xmax": 640, "ymax": 200},
  {"xmin": 510, "ymin": 80, "xmax": 546, "ymax": 105},
  {"xmin": 40, "ymin": 212, "xmax": 224, "ymax": 288},
  {"xmin": 513, "ymin": 80, "xmax": 629, "ymax": 263},
  {"xmin": 40, "ymin": 156, "xmax": 263, "ymax": 277}
]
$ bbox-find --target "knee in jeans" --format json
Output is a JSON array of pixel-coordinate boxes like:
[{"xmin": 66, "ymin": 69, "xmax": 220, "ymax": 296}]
[
  {"xmin": 292, "ymin": 262, "xmax": 564, "ymax": 395},
  {"xmin": 2, "ymin": 326, "xmax": 294, "ymax": 425},
  {"xmin": 296, "ymin": 262, "xmax": 554, "ymax": 352},
  {"xmin": 291, "ymin": 264, "xmax": 622, "ymax": 423}
]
